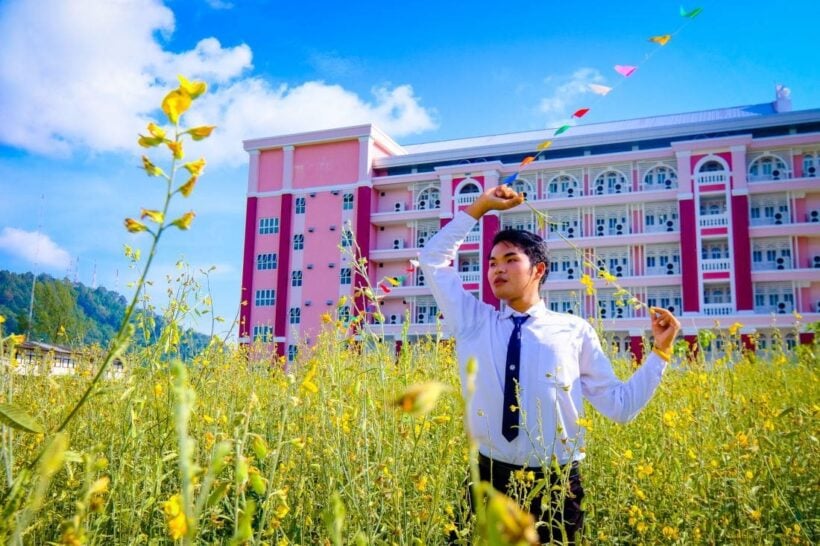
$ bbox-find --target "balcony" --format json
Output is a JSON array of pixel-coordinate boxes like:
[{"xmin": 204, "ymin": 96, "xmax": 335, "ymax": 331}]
[
  {"xmin": 456, "ymin": 194, "xmax": 478, "ymax": 206},
  {"xmin": 701, "ymin": 258, "xmax": 731, "ymax": 271},
  {"xmin": 464, "ymin": 230, "xmax": 481, "ymax": 244},
  {"xmin": 750, "ymin": 211, "xmax": 791, "ymax": 226},
  {"xmin": 645, "ymin": 265, "xmax": 680, "ymax": 276},
  {"xmin": 697, "ymin": 172, "xmax": 727, "ymax": 185},
  {"xmin": 699, "ymin": 214, "xmax": 728, "ymax": 227},
  {"xmin": 748, "ymin": 171, "xmax": 791, "ymax": 183},
  {"xmin": 458, "ymin": 271, "xmax": 481, "ymax": 283},
  {"xmin": 702, "ymin": 303, "xmax": 734, "ymax": 316},
  {"xmin": 751, "ymin": 259, "xmax": 793, "ymax": 271}
]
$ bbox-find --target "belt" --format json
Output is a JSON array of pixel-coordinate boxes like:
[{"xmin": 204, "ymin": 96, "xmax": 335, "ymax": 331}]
[{"xmin": 478, "ymin": 453, "xmax": 579, "ymax": 476}]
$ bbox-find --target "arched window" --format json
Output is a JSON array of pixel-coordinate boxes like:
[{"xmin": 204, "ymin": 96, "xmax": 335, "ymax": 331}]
[
  {"xmin": 547, "ymin": 174, "xmax": 580, "ymax": 198},
  {"xmin": 748, "ymin": 155, "xmax": 789, "ymax": 181},
  {"xmin": 593, "ymin": 170, "xmax": 629, "ymax": 195},
  {"xmin": 416, "ymin": 187, "xmax": 440, "ymax": 209},
  {"xmin": 510, "ymin": 178, "xmax": 535, "ymax": 200},
  {"xmin": 699, "ymin": 160, "xmax": 725, "ymax": 172},
  {"xmin": 643, "ymin": 165, "xmax": 677, "ymax": 190},
  {"xmin": 459, "ymin": 182, "xmax": 481, "ymax": 194}
]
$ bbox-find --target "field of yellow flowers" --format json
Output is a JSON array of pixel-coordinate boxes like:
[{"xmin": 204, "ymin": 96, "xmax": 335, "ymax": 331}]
[{"xmin": 0, "ymin": 320, "xmax": 817, "ymax": 545}]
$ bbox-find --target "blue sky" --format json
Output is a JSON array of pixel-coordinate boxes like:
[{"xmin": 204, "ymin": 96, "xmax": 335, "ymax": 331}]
[{"xmin": 1, "ymin": 0, "xmax": 818, "ymax": 337}]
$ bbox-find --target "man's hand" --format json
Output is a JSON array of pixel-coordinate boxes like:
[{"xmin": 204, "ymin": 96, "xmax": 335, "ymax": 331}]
[
  {"xmin": 465, "ymin": 185, "xmax": 525, "ymax": 220},
  {"xmin": 650, "ymin": 307, "xmax": 681, "ymax": 353}
]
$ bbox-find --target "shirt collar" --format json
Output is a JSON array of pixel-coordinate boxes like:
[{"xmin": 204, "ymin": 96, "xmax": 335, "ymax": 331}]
[{"xmin": 500, "ymin": 299, "xmax": 548, "ymax": 320}]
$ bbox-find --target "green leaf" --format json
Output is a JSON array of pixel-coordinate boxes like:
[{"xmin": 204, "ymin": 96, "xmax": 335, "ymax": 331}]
[{"xmin": 0, "ymin": 403, "xmax": 44, "ymax": 434}]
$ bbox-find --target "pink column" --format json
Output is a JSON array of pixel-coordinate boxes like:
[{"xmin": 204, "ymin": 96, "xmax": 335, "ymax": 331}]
[
  {"xmin": 240, "ymin": 197, "xmax": 258, "ymax": 341},
  {"xmin": 629, "ymin": 336, "xmax": 644, "ymax": 363},
  {"xmin": 731, "ymin": 194, "xmax": 753, "ymax": 310},
  {"xmin": 274, "ymin": 194, "xmax": 294, "ymax": 357},
  {"xmin": 679, "ymin": 198, "xmax": 700, "ymax": 312},
  {"xmin": 481, "ymin": 214, "xmax": 500, "ymax": 309}
]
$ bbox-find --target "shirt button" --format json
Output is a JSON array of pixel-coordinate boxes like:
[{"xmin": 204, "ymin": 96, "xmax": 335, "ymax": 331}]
[{"xmin": 509, "ymin": 365, "xmax": 516, "ymax": 370}]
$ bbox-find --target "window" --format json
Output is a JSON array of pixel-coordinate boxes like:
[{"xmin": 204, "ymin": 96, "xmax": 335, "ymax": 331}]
[
  {"xmin": 255, "ymin": 289, "xmax": 275, "ymax": 307},
  {"xmin": 338, "ymin": 306, "xmax": 350, "ymax": 321},
  {"xmin": 748, "ymin": 155, "xmax": 789, "ymax": 181},
  {"xmin": 547, "ymin": 174, "xmax": 580, "ymax": 198},
  {"xmin": 259, "ymin": 217, "xmax": 279, "ymax": 234},
  {"xmin": 293, "ymin": 234, "xmax": 304, "ymax": 250},
  {"xmin": 257, "ymin": 253, "xmax": 277, "ymax": 270},
  {"xmin": 510, "ymin": 178, "xmax": 535, "ymax": 200},
  {"xmin": 642, "ymin": 165, "xmax": 677, "ymax": 190},
  {"xmin": 803, "ymin": 152, "xmax": 819, "ymax": 177},
  {"xmin": 289, "ymin": 307, "xmax": 301, "ymax": 324},
  {"xmin": 340, "ymin": 267, "xmax": 352, "ymax": 285},
  {"xmin": 295, "ymin": 197, "xmax": 306, "ymax": 214},
  {"xmin": 593, "ymin": 170, "xmax": 628, "ymax": 195},
  {"xmin": 341, "ymin": 230, "xmax": 353, "ymax": 248},
  {"xmin": 416, "ymin": 186, "xmax": 441, "ymax": 209},
  {"xmin": 291, "ymin": 270, "xmax": 303, "ymax": 287},
  {"xmin": 343, "ymin": 193, "xmax": 354, "ymax": 210},
  {"xmin": 287, "ymin": 345, "xmax": 298, "ymax": 362},
  {"xmin": 252, "ymin": 325, "xmax": 273, "ymax": 343}
]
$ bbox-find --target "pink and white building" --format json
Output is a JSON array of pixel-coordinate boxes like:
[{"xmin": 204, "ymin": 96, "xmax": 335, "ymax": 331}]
[{"xmin": 240, "ymin": 91, "xmax": 820, "ymax": 361}]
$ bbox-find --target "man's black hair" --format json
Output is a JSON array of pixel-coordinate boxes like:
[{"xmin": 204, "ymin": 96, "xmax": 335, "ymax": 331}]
[{"xmin": 490, "ymin": 229, "xmax": 550, "ymax": 287}]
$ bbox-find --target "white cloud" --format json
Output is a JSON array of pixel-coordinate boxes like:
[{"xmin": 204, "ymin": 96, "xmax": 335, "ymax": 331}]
[
  {"xmin": 0, "ymin": 228, "xmax": 71, "ymax": 269},
  {"xmin": 538, "ymin": 68, "xmax": 606, "ymax": 126},
  {"xmin": 0, "ymin": 0, "xmax": 436, "ymax": 166}
]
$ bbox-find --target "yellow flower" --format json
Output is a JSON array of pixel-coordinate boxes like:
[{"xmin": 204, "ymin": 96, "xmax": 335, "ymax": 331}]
[
  {"xmin": 485, "ymin": 488, "xmax": 539, "ymax": 545},
  {"xmin": 749, "ymin": 509, "xmax": 762, "ymax": 522},
  {"xmin": 623, "ymin": 449, "xmax": 633, "ymax": 460},
  {"xmin": 138, "ymin": 134, "xmax": 164, "ymax": 148},
  {"xmin": 636, "ymin": 462, "xmax": 654, "ymax": 478},
  {"xmin": 728, "ymin": 322, "xmax": 744, "ymax": 336},
  {"xmin": 166, "ymin": 140, "xmax": 183, "ymax": 160},
  {"xmin": 600, "ymin": 270, "xmax": 617, "ymax": 283},
  {"xmin": 177, "ymin": 75, "xmax": 207, "ymax": 99},
  {"xmin": 171, "ymin": 211, "xmax": 196, "ymax": 230},
  {"xmin": 321, "ymin": 312, "xmax": 333, "ymax": 324},
  {"xmin": 178, "ymin": 176, "xmax": 197, "ymax": 197},
  {"xmin": 161, "ymin": 89, "xmax": 192, "ymax": 124},
  {"xmin": 395, "ymin": 382, "xmax": 450, "ymax": 417},
  {"xmin": 124, "ymin": 218, "xmax": 148, "ymax": 233},
  {"xmin": 140, "ymin": 209, "xmax": 164, "ymax": 224},
  {"xmin": 186, "ymin": 125, "xmax": 216, "ymax": 141},
  {"xmin": 662, "ymin": 410, "xmax": 678, "ymax": 428},
  {"xmin": 141, "ymin": 155, "xmax": 166, "ymax": 177},
  {"xmin": 183, "ymin": 157, "xmax": 206, "ymax": 177},
  {"xmin": 736, "ymin": 431, "xmax": 749, "ymax": 448},
  {"xmin": 662, "ymin": 526, "xmax": 679, "ymax": 539},
  {"xmin": 580, "ymin": 274, "xmax": 595, "ymax": 296},
  {"xmin": 162, "ymin": 494, "xmax": 188, "ymax": 540},
  {"xmin": 0, "ymin": 315, "xmax": 5, "ymax": 324},
  {"xmin": 154, "ymin": 383, "xmax": 163, "ymax": 397},
  {"xmin": 576, "ymin": 417, "xmax": 593, "ymax": 430}
]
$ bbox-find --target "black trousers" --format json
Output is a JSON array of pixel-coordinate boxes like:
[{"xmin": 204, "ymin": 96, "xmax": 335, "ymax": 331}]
[{"xmin": 454, "ymin": 454, "xmax": 585, "ymax": 545}]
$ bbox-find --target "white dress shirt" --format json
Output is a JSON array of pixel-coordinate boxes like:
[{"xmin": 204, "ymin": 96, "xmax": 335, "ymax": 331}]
[{"xmin": 419, "ymin": 211, "xmax": 668, "ymax": 467}]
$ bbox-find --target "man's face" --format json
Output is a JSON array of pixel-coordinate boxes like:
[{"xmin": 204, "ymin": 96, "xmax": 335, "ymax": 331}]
[{"xmin": 487, "ymin": 241, "xmax": 543, "ymax": 302}]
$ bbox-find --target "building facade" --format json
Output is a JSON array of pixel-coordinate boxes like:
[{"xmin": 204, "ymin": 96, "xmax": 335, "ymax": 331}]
[{"xmin": 240, "ymin": 93, "xmax": 820, "ymax": 361}]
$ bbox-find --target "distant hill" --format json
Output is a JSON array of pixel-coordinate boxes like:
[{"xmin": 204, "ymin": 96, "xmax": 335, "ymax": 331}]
[{"xmin": 0, "ymin": 270, "xmax": 210, "ymax": 359}]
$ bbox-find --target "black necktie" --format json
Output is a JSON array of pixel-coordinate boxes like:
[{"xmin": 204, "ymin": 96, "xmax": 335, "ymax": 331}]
[{"xmin": 502, "ymin": 315, "xmax": 529, "ymax": 442}]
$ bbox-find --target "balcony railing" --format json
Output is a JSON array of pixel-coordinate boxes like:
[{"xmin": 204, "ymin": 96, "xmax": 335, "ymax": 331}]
[
  {"xmin": 699, "ymin": 214, "xmax": 728, "ymax": 227},
  {"xmin": 456, "ymin": 194, "xmax": 478, "ymax": 206},
  {"xmin": 458, "ymin": 271, "xmax": 481, "ymax": 283},
  {"xmin": 750, "ymin": 213, "xmax": 791, "ymax": 226},
  {"xmin": 697, "ymin": 172, "xmax": 727, "ymax": 185},
  {"xmin": 701, "ymin": 258, "xmax": 731, "ymax": 271},
  {"xmin": 464, "ymin": 231, "xmax": 481, "ymax": 243},
  {"xmin": 702, "ymin": 303, "xmax": 734, "ymax": 316},
  {"xmin": 751, "ymin": 259, "xmax": 793, "ymax": 271},
  {"xmin": 645, "ymin": 265, "xmax": 680, "ymax": 276},
  {"xmin": 753, "ymin": 303, "xmax": 794, "ymax": 314},
  {"xmin": 748, "ymin": 171, "xmax": 791, "ymax": 182}
]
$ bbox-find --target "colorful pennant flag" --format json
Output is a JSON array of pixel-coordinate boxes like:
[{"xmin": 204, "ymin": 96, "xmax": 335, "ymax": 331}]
[
  {"xmin": 649, "ymin": 34, "xmax": 671, "ymax": 46},
  {"xmin": 536, "ymin": 140, "xmax": 553, "ymax": 151},
  {"xmin": 614, "ymin": 65, "xmax": 637, "ymax": 77},
  {"xmin": 572, "ymin": 108, "xmax": 590, "ymax": 119},
  {"xmin": 520, "ymin": 156, "xmax": 535, "ymax": 167},
  {"xmin": 554, "ymin": 124, "xmax": 571, "ymax": 136},
  {"xmin": 680, "ymin": 6, "xmax": 703, "ymax": 18},
  {"xmin": 379, "ymin": 283, "xmax": 392, "ymax": 294},
  {"xmin": 588, "ymin": 84, "xmax": 612, "ymax": 96},
  {"xmin": 385, "ymin": 276, "xmax": 401, "ymax": 287},
  {"xmin": 504, "ymin": 173, "xmax": 519, "ymax": 184},
  {"xmin": 406, "ymin": 264, "xmax": 415, "ymax": 272}
]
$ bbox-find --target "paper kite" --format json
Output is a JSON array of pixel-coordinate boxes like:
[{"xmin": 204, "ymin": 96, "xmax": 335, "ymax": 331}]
[
  {"xmin": 572, "ymin": 108, "xmax": 590, "ymax": 118},
  {"xmin": 614, "ymin": 65, "xmax": 637, "ymax": 77},
  {"xmin": 588, "ymin": 84, "xmax": 612, "ymax": 96},
  {"xmin": 649, "ymin": 34, "xmax": 671, "ymax": 46}
]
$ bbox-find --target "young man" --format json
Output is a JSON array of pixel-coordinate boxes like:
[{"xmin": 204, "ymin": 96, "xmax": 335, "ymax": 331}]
[{"xmin": 419, "ymin": 184, "xmax": 681, "ymax": 544}]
